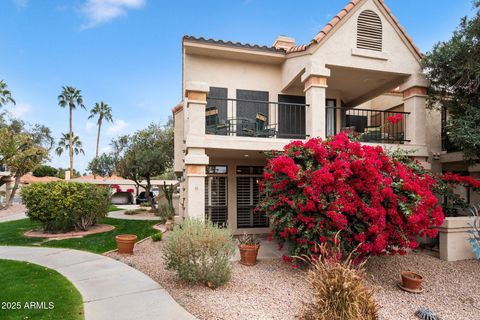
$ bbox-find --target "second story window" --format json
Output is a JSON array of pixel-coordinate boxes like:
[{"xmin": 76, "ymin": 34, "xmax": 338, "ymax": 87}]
[{"xmin": 357, "ymin": 10, "xmax": 383, "ymax": 52}]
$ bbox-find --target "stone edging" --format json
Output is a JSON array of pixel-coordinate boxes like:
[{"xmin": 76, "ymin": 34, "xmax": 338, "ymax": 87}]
[{"xmin": 24, "ymin": 224, "xmax": 115, "ymax": 239}]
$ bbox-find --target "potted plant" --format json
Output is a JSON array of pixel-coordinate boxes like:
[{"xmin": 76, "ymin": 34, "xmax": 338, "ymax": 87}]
[
  {"xmin": 237, "ymin": 233, "xmax": 261, "ymax": 266},
  {"xmin": 115, "ymin": 234, "xmax": 138, "ymax": 254},
  {"xmin": 399, "ymin": 271, "xmax": 424, "ymax": 293}
]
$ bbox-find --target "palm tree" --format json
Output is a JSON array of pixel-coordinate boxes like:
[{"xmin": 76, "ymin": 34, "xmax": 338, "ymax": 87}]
[
  {"xmin": 88, "ymin": 102, "xmax": 113, "ymax": 158},
  {"xmin": 56, "ymin": 132, "xmax": 85, "ymax": 159},
  {"xmin": 0, "ymin": 80, "xmax": 15, "ymax": 107},
  {"xmin": 58, "ymin": 86, "xmax": 85, "ymax": 177}
]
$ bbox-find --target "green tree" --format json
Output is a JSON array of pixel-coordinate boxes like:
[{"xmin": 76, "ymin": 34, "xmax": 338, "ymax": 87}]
[
  {"xmin": 57, "ymin": 86, "xmax": 85, "ymax": 177},
  {"xmin": 55, "ymin": 132, "xmax": 85, "ymax": 159},
  {"xmin": 0, "ymin": 80, "xmax": 15, "ymax": 107},
  {"xmin": 87, "ymin": 153, "xmax": 116, "ymax": 177},
  {"xmin": 116, "ymin": 121, "xmax": 174, "ymax": 208},
  {"xmin": 88, "ymin": 102, "xmax": 113, "ymax": 158},
  {"xmin": 423, "ymin": 0, "xmax": 480, "ymax": 161},
  {"xmin": 32, "ymin": 165, "xmax": 58, "ymax": 177},
  {"xmin": 55, "ymin": 167, "xmax": 81, "ymax": 179},
  {"xmin": 0, "ymin": 121, "xmax": 52, "ymax": 208}
]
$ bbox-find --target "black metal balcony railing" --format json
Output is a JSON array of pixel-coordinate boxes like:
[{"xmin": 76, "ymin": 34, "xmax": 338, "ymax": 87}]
[
  {"xmin": 205, "ymin": 97, "xmax": 308, "ymax": 139},
  {"xmin": 326, "ymin": 107, "xmax": 410, "ymax": 144}
]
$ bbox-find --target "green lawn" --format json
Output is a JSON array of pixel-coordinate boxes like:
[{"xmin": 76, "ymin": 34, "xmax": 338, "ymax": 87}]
[
  {"xmin": 109, "ymin": 205, "xmax": 123, "ymax": 212},
  {"xmin": 0, "ymin": 259, "xmax": 84, "ymax": 320},
  {"xmin": 0, "ymin": 218, "xmax": 156, "ymax": 254}
]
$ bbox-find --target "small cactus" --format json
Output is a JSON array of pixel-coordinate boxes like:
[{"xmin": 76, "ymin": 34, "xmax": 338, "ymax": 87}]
[{"xmin": 415, "ymin": 307, "xmax": 438, "ymax": 320}]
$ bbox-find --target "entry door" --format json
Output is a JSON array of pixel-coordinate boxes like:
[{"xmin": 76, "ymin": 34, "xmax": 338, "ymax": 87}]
[{"xmin": 236, "ymin": 166, "xmax": 268, "ymax": 228}]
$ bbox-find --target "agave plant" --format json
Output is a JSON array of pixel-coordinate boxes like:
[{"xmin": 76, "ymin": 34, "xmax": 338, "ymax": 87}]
[{"xmin": 468, "ymin": 204, "xmax": 480, "ymax": 260}]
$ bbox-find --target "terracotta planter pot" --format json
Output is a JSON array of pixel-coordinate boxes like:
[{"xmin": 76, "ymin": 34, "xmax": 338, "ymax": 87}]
[
  {"xmin": 115, "ymin": 234, "xmax": 137, "ymax": 254},
  {"xmin": 401, "ymin": 271, "xmax": 423, "ymax": 291},
  {"xmin": 238, "ymin": 244, "xmax": 260, "ymax": 266}
]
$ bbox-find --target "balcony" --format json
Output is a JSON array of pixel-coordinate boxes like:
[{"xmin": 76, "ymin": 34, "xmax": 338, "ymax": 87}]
[
  {"xmin": 205, "ymin": 97, "xmax": 308, "ymax": 139},
  {"xmin": 326, "ymin": 107, "xmax": 410, "ymax": 144}
]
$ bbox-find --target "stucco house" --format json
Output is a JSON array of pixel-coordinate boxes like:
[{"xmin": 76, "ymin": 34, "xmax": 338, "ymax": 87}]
[{"xmin": 173, "ymin": 0, "xmax": 478, "ymax": 235}]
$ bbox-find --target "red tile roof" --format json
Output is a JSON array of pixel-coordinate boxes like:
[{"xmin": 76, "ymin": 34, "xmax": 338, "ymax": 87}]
[
  {"xmin": 286, "ymin": 0, "xmax": 422, "ymax": 59},
  {"xmin": 183, "ymin": 0, "xmax": 423, "ymax": 60}
]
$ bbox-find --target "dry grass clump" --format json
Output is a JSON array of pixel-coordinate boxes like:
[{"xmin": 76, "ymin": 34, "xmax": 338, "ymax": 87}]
[{"xmin": 299, "ymin": 242, "xmax": 379, "ymax": 320}]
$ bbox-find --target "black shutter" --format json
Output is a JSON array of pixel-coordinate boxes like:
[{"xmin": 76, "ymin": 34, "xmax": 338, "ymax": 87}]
[
  {"xmin": 278, "ymin": 95, "xmax": 306, "ymax": 139},
  {"xmin": 205, "ymin": 176, "xmax": 228, "ymax": 225}
]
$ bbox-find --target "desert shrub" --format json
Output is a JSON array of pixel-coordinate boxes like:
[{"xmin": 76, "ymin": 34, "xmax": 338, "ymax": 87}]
[
  {"xmin": 21, "ymin": 182, "xmax": 110, "ymax": 232},
  {"xmin": 155, "ymin": 204, "xmax": 175, "ymax": 220},
  {"xmin": 258, "ymin": 133, "xmax": 445, "ymax": 260},
  {"xmin": 151, "ymin": 232, "xmax": 163, "ymax": 242},
  {"xmin": 139, "ymin": 202, "xmax": 150, "ymax": 208},
  {"xmin": 164, "ymin": 219, "xmax": 235, "ymax": 288},
  {"xmin": 299, "ymin": 239, "xmax": 378, "ymax": 320},
  {"xmin": 125, "ymin": 209, "xmax": 146, "ymax": 215}
]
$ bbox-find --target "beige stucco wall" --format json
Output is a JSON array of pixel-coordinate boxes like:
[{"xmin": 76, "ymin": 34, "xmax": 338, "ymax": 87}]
[
  {"xmin": 184, "ymin": 55, "xmax": 283, "ymax": 102},
  {"xmin": 311, "ymin": 0, "xmax": 421, "ymax": 76},
  {"xmin": 174, "ymin": 107, "xmax": 185, "ymax": 174}
]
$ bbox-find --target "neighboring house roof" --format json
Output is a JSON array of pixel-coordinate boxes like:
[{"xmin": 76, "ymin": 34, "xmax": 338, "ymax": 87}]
[
  {"xmin": 20, "ymin": 175, "xmax": 61, "ymax": 184},
  {"xmin": 71, "ymin": 174, "xmax": 126, "ymax": 182},
  {"xmin": 70, "ymin": 175, "xmax": 178, "ymax": 187},
  {"xmin": 183, "ymin": 0, "xmax": 422, "ymax": 59}
]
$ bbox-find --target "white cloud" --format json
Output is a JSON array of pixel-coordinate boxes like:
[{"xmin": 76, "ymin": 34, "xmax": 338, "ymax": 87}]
[
  {"xmin": 81, "ymin": 0, "xmax": 146, "ymax": 29},
  {"xmin": 101, "ymin": 145, "xmax": 112, "ymax": 153},
  {"xmin": 7, "ymin": 102, "xmax": 32, "ymax": 118},
  {"xmin": 85, "ymin": 121, "xmax": 96, "ymax": 134},
  {"xmin": 107, "ymin": 119, "xmax": 128, "ymax": 136},
  {"xmin": 13, "ymin": 0, "xmax": 28, "ymax": 8}
]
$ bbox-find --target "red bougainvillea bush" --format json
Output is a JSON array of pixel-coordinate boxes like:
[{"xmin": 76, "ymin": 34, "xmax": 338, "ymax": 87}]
[{"xmin": 257, "ymin": 133, "xmax": 446, "ymax": 261}]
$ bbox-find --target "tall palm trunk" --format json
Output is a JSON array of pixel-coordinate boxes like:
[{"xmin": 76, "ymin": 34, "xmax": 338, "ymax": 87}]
[
  {"xmin": 69, "ymin": 104, "xmax": 74, "ymax": 178},
  {"xmin": 93, "ymin": 119, "xmax": 102, "ymax": 179},
  {"xmin": 95, "ymin": 117, "xmax": 103, "ymax": 158}
]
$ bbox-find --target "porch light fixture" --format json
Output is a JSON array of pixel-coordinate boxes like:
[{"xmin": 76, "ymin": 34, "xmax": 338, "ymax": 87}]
[{"xmin": 244, "ymin": 154, "xmax": 249, "ymax": 157}]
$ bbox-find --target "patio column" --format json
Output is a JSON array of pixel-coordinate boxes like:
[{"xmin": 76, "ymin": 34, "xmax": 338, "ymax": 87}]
[
  {"xmin": 302, "ymin": 65, "xmax": 330, "ymax": 139},
  {"xmin": 185, "ymin": 81, "xmax": 209, "ymax": 137},
  {"xmin": 184, "ymin": 148, "xmax": 209, "ymax": 220},
  {"xmin": 183, "ymin": 82, "xmax": 210, "ymax": 220},
  {"xmin": 401, "ymin": 74, "xmax": 429, "ymax": 146}
]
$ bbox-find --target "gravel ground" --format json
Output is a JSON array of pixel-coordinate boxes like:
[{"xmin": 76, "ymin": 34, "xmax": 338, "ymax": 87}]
[
  {"xmin": 0, "ymin": 204, "xmax": 25, "ymax": 218},
  {"xmin": 108, "ymin": 239, "xmax": 310, "ymax": 320},
  {"xmin": 366, "ymin": 252, "xmax": 480, "ymax": 320},
  {"xmin": 108, "ymin": 239, "xmax": 480, "ymax": 320}
]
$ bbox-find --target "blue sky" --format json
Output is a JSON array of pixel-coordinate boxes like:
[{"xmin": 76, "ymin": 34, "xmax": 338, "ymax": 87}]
[{"xmin": 0, "ymin": 0, "xmax": 475, "ymax": 173}]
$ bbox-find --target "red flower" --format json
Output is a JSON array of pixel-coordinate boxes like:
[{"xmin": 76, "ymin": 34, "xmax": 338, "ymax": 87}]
[
  {"xmin": 387, "ymin": 114, "xmax": 403, "ymax": 124},
  {"xmin": 258, "ymin": 133, "xmax": 445, "ymax": 261}
]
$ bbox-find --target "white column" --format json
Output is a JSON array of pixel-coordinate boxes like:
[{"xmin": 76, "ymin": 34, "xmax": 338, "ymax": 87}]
[
  {"xmin": 301, "ymin": 65, "xmax": 330, "ymax": 139},
  {"xmin": 184, "ymin": 148, "xmax": 209, "ymax": 220},
  {"xmin": 181, "ymin": 82, "xmax": 210, "ymax": 221},
  {"xmin": 403, "ymin": 87, "xmax": 428, "ymax": 146},
  {"xmin": 400, "ymin": 74, "xmax": 429, "ymax": 146}
]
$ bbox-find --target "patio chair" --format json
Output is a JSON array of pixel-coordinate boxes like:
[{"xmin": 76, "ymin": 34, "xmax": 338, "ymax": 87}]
[
  {"xmin": 205, "ymin": 107, "xmax": 227, "ymax": 135},
  {"xmin": 254, "ymin": 113, "xmax": 276, "ymax": 138}
]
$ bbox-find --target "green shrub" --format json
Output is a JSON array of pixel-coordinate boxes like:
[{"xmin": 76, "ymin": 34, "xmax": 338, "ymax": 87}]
[
  {"xmin": 125, "ymin": 209, "xmax": 146, "ymax": 215},
  {"xmin": 21, "ymin": 182, "xmax": 110, "ymax": 232},
  {"xmin": 164, "ymin": 219, "xmax": 235, "ymax": 288},
  {"xmin": 155, "ymin": 204, "xmax": 175, "ymax": 220},
  {"xmin": 151, "ymin": 232, "xmax": 163, "ymax": 242},
  {"xmin": 139, "ymin": 202, "xmax": 150, "ymax": 208}
]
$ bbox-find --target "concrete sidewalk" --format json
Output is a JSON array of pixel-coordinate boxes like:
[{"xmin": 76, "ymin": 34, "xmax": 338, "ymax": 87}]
[
  {"xmin": 0, "ymin": 246, "xmax": 196, "ymax": 320},
  {"xmin": 0, "ymin": 212, "xmax": 27, "ymax": 223}
]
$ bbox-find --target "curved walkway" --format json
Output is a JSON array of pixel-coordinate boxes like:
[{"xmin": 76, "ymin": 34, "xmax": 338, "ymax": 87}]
[
  {"xmin": 108, "ymin": 205, "xmax": 160, "ymax": 221},
  {"xmin": 0, "ymin": 246, "xmax": 196, "ymax": 320}
]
